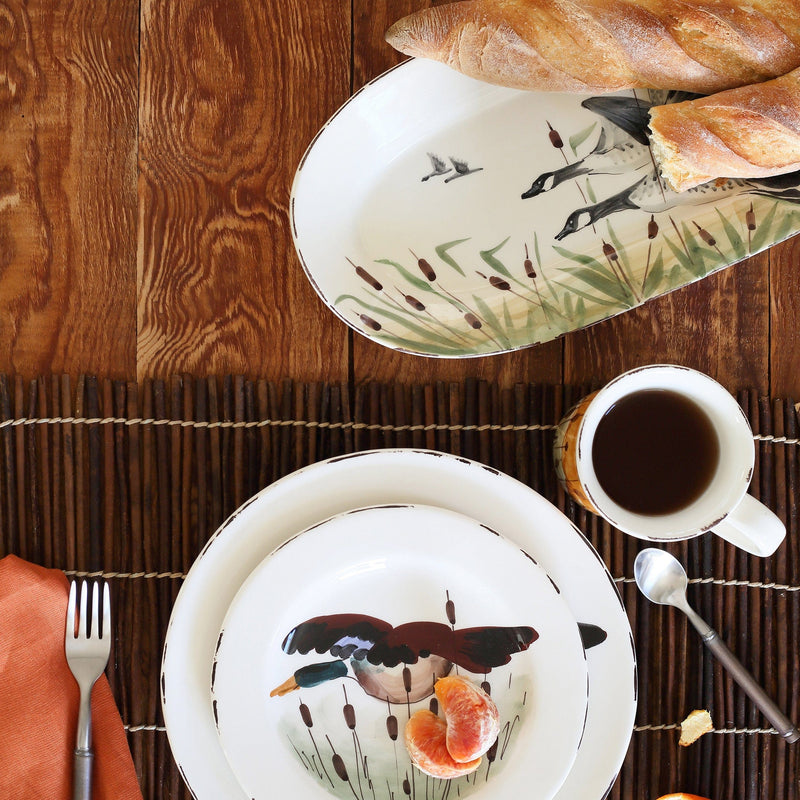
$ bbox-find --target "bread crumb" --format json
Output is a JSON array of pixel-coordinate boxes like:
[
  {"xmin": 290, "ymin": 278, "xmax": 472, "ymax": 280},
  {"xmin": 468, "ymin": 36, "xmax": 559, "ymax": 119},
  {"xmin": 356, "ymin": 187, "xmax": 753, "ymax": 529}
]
[{"xmin": 679, "ymin": 709, "xmax": 713, "ymax": 746}]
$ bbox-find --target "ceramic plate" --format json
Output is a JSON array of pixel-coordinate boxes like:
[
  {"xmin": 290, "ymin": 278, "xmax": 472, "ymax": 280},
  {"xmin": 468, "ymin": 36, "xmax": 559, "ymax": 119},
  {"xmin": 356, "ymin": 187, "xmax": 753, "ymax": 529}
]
[
  {"xmin": 291, "ymin": 58, "xmax": 800, "ymax": 357},
  {"xmin": 161, "ymin": 449, "xmax": 637, "ymax": 800},
  {"xmin": 212, "ymin": 504, "xmax": 588, "ymax": 800}
]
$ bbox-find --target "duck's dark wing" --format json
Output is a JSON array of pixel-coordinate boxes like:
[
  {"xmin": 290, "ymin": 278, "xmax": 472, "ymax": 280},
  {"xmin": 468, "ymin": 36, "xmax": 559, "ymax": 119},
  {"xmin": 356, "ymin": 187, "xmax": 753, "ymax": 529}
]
[
  {"xmin": 451, "ymin": 625, "xmax": 538, "ymax": 672},
  {"xmin": 370, "ymin": 622, "xmax": 537, "ymax": 673},
  {"xmin": 281, "ymin": 614, "xmax": 393, "ymax": 660}
]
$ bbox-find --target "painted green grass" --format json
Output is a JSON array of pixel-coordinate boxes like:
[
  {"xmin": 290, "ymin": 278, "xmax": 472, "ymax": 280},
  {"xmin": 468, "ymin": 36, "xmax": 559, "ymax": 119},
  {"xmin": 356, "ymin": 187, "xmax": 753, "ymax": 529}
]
[{"xmin": 334, "ymin": 194, "xmax": 800, "ymax": 356}]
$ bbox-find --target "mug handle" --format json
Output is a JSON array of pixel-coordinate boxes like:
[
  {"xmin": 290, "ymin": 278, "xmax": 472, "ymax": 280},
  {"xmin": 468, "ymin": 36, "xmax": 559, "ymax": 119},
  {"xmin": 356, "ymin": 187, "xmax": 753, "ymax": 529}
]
[{"xmin": 711, "ymin": 494, "xmax": 786, "ymax": 557}]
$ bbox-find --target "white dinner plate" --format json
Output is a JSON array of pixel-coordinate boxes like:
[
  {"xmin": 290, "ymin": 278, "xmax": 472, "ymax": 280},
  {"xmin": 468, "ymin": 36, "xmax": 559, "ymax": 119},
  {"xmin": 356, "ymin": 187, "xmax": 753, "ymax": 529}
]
[
  {"xmin": 291, "ymin": 58, "xmax": 800, "ymax": 357},
  {"xmin": 161, "ymin": 449, "xmax": 637, "ymax": 800},
  {"xmin": 212, "ymin": 504, "xmax": 589, "ymax": 800}
]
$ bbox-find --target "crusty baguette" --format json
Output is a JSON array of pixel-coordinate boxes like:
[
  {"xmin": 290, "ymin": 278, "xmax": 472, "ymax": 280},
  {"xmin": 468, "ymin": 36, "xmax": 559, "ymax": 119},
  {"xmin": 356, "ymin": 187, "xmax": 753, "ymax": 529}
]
[
  {"xmin": 385, "ymin": 0, "xmax": 800, "ymax": 94},
  {"xmin": 649, "ymin": 67, "xmax": 800, "ymax": 190}
]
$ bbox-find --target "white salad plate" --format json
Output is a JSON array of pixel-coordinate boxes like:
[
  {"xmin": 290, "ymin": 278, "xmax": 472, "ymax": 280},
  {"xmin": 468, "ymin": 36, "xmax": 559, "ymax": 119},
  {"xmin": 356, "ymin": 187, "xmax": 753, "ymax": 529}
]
[
  {"xmin": 161, "ymin": 449, "xmax": 637, "ymax": 800},
  {"xmin": 291, "ymin": 58, "xmax": 800, "ymax": 357},
  {"xmin": 212, "ymin": 504, "xmax": 589, "ymax": 800}
]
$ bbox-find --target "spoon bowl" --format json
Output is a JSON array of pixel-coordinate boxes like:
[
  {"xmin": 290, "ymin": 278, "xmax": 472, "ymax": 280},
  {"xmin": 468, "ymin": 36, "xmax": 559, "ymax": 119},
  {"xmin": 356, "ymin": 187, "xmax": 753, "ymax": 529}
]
[{"xmin": 633, "ymin": 547, "xmax": 691, "ymax": 608}]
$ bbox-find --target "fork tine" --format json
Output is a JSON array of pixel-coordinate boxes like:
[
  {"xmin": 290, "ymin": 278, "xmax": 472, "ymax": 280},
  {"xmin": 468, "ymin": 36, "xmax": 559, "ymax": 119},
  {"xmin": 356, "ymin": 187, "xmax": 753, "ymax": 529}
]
[
  {"xmin": 79, "ymin": 580, "xmax": 88, "ymax": 639},
  {"xmin": 102, "ymin": 582, "xmax": 110, "ymax": 640},
  {"xmin": 66, "ymin": 580, "xmax": 77, "ymax": 640},
  {"xmin": 91, "ymin": 581, "xmax": 100, "ymax": 639}
]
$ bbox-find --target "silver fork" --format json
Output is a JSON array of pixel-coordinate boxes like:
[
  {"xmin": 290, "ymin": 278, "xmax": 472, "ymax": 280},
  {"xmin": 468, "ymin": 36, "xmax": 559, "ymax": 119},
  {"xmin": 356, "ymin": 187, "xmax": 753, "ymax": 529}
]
[{"xmin": 65, "ymin": 580, "xmax": 111, "ymax": 800}]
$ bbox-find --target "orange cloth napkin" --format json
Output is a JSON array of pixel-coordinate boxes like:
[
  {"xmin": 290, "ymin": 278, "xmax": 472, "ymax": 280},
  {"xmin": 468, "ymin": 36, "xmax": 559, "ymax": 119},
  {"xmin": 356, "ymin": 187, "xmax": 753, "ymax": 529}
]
[{"xmin": 0, "ymin": 555, "xmax": 143, "ymax": 800}]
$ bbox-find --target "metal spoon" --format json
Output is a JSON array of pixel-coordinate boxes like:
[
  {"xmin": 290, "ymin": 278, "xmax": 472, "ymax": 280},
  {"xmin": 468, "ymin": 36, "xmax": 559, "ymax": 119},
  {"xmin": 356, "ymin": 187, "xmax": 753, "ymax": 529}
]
[{"xmin": 634, "ymin": 547, "xmax": 800, "ymax": 743}]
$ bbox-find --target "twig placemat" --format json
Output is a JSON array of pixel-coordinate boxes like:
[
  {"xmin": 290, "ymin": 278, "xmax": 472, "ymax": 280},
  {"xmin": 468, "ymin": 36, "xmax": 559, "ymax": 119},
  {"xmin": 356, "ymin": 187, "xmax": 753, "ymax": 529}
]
[{"xmin": 0, "ymin": 376, "xmax": 797, "ymax": 799}]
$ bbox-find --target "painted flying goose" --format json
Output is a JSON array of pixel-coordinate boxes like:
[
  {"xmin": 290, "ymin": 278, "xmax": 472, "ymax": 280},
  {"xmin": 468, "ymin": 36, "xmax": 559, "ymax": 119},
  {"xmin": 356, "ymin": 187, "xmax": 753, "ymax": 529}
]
[{"xmin": 522, "ymin": 93, "xmax": 696, "ymax": 200}]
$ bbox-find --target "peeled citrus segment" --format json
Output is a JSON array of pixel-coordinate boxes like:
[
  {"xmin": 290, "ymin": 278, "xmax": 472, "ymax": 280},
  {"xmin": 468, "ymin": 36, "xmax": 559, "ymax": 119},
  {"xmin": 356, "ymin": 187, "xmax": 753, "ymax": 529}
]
[
  {"xmin": 656, "ymin": 794, "xmax": 712, "ymax": 800},
  {"xmin": 404, "ymin": 709, "xmax": 482, "ymax": 778},
  {"xmin": 435, "ymin": 675, "xmax": 500, "ymax": 762}
]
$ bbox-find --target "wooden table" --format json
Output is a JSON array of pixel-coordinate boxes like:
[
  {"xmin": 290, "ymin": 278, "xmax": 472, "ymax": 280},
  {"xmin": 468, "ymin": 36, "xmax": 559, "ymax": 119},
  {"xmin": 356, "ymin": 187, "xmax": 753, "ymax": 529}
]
[
  {"xmin": 1, "ymin": 0, "xmax": 798, "ymax": 398},
  {"xmin": 2, "ymin": 3, "xmax": 799, "ymax": 800}
]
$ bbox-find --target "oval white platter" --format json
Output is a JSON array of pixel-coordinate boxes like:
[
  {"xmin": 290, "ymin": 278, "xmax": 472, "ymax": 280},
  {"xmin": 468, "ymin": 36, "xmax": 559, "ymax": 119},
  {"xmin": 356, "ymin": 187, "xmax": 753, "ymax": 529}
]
[
  {"xmin": 291, "ymin": 58, "xmax": 800, "ymax": 357},
  {"xmin": 212, "ymin": 504, "xmax": 588, "ymax": 800}
]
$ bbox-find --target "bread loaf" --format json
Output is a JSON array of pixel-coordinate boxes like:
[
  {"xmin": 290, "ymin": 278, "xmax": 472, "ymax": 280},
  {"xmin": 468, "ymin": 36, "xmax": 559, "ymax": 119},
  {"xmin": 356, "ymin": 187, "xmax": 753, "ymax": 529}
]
[
  {"xmin": 385, "ymin": 0, "xmax": 800, "ymax": 94},
  {"xmin": 649, "ymin": 67, "xmax": 800, "ymax": 190}
]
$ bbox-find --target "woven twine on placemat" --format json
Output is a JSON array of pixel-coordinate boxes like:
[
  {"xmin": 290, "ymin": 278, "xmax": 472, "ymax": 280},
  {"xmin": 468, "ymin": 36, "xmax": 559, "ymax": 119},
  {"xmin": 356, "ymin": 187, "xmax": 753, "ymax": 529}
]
[{"xmin": 0, "ymin": 375, "xmax": 798, "ymax": 800}]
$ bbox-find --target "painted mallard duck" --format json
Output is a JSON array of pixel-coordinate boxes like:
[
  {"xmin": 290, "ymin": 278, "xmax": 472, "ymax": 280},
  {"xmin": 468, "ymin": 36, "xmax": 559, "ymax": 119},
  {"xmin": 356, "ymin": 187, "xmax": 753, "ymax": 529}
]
[{"xmin": 270, "ymin": 614, "xmax": 537, "ymax": 703}]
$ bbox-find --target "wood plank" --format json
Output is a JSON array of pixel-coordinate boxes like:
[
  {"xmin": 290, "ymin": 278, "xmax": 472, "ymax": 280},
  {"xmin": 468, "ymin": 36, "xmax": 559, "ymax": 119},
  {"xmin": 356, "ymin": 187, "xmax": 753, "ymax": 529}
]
[
  {"xmin": 769, "ymin": 236, "xmax": 800, "ymax": 400},
  {"xmin": 0, "ymin": 0, "xmax": 138, "ymax": 381},
  {"xmin": 564, "ymin": 253, "xmax": 771, "ymax": 396},
  {"xmin": 137, "ymin": 0, "xmax": 351, "ymax": 381},
  {"xmin": 350, "ymin": 0, "xmax": 563, "ymax": 387}
]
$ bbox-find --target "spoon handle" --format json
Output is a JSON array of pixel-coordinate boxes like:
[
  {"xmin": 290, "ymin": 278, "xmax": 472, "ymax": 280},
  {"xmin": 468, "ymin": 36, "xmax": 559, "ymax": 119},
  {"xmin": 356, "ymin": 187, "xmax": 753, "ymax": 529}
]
[{"xmin": 701, "ymin": 629, "xmax": 800, "ymax": 743}]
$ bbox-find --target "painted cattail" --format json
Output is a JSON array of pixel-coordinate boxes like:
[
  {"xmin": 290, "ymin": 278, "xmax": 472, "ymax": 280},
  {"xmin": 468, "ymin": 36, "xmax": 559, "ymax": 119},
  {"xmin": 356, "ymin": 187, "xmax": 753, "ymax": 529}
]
[
  {"xmin": 747, "ymin": 203, "xmax": 756, "ymax": 231},
  {"xmin": 648, "ymin": 215, "xmax": 658, "ymax": 240},
  {"xmin": 547, "ymin": 121, "xmax": 563, "ymax": 149},
  {"xmin": 359, "ymin": 313, "xmax": 381, "ymax": 331},
  {"xmin": 355, "ymin": 265, "xmax": 383, "ymax": 291},
  {"xmin": 343, "ymin": 701, "xmax": 356, "ymax": 730},
  {"xmin": 404, "ymin": 294, "xmax": 425, "ymax": 311},
  {"xmin": 386, "ymin": 711, "xmax": 398, "ymax": 741},
  {"xmin": 602, "ymin": 240, "xmax": 618, "ymax": 262},
  {"xmin": 429, "ymin": 674, "xmax": 439, "ymax": 714},
  {"xmin": 445, "ymin": 592, "xmax": 456, "ymax": 625},
  {"xmin": 524, "ymin": 244, "xmax": 536, "ymax": 279},
  {"xmin": 411, "ymin": 249, "xmax": 436, "ymax": 281},
  {"xmin": 403, "ymin": 666, "xmax": 412, "ymax": 694},
  {"xmin": 300, "ymin": 702, "xmax": 313, "ymax": 728},
  {"xmin": 464, "ymin": 312, "xmax": 481, "ymax": 329},
  {"xmin": 332, "ymin": 753, "xmax": 349, "ymax": 782},
  {"xmin": 488, "ymin": 275, "xmax": 511, "ymax": 291},
  {"xmin": 693, "ymin": 221, "xmax": 716, "ymax": 247}
]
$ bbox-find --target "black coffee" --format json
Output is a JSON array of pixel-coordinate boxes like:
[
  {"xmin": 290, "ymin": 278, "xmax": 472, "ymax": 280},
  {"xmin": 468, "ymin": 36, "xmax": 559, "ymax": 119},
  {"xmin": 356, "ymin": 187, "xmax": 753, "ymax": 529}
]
[{"xmin": 591, "ymin": 389, "xmax": 720, "ymax": 516}]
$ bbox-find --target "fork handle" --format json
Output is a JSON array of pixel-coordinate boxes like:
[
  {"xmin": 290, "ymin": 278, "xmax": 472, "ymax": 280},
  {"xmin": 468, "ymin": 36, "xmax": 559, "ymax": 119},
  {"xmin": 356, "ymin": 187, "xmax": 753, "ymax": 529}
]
[{"xmin": 73, "ymin": 749, "xmax": 93, "ymax": 800}]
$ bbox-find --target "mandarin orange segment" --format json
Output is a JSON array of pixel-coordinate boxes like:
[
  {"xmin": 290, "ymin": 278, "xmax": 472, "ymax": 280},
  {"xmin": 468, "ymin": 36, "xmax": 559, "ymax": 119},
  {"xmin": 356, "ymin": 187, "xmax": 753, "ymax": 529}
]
[
  {"xmin": 434, "ymin": 675, "xmax": 500, "ymax": 762},
  {"xmin": 655, "ymin": 794, "xmax": 712, "ymax": 800},
  {"xmin": 404, "ymin": 709, "xmax": 482, "ymax": 778}
]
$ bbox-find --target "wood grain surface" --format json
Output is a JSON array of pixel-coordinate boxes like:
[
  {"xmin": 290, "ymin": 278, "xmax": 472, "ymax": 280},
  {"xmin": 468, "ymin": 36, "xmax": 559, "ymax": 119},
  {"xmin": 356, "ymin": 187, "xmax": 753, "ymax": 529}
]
[
  {"xmin": 0, "ymin": 0, "xmax": 797, "ymax": 394},
  {"xmin": 138, "ymin": 0, "xmax": 350, "ymax": 380},
  {"xmin": 0, "ymin": 0, "xmax": 138, "ymax": 379}
]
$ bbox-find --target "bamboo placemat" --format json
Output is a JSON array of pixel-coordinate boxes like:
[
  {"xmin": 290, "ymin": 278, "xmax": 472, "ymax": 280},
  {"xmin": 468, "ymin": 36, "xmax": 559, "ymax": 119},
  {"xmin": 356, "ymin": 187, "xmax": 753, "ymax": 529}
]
[{"xmin": 0, "ymin": 375, "xmax": 797, "ymax": 800}]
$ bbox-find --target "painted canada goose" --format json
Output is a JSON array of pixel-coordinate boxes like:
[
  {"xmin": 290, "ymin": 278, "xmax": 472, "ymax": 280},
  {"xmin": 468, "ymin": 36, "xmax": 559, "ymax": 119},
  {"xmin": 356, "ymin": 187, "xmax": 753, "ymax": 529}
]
[
  {"xmin": 444, "ymin": 157, "xmax": 483, "ymax": 183},
  {"xmin": 518, "ymin": 92, "xmax": 800, "ymax": 238},
  {"xmin": 421, "ymin": 152, "xmax": 451, "ymax": 181},
  {"xmin": 554, "ymin": 171, "xmax": 800, "ymax": 240},
  {"xmin": 521, "ymin": 96, "xmax": 658, "ymax": 199},
  {"xmin": 521, "ymin": 93, "xmax": 697, "ymax": 200}
]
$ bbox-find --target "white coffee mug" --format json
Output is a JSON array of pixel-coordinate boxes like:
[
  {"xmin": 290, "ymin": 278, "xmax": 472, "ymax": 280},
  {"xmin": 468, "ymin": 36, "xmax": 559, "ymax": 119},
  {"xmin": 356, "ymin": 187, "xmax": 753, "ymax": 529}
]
[{"xmin": 553, "ymin": 364, "xmax": 785, "ymax": 557}]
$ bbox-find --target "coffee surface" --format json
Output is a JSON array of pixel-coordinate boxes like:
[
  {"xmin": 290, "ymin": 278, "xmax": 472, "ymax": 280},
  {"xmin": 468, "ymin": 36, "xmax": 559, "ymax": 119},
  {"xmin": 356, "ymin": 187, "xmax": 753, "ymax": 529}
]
[{"xmin": 591, "ymin": 389, "xmax": 720, "ymax": 516}]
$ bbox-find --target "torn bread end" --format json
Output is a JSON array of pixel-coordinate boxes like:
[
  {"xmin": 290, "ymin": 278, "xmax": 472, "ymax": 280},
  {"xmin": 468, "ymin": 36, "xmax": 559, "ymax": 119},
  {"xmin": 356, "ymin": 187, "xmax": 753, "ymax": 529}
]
[{"xmin": 679, "ymin": 709, "xmax": 714, "ymax": 746}]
